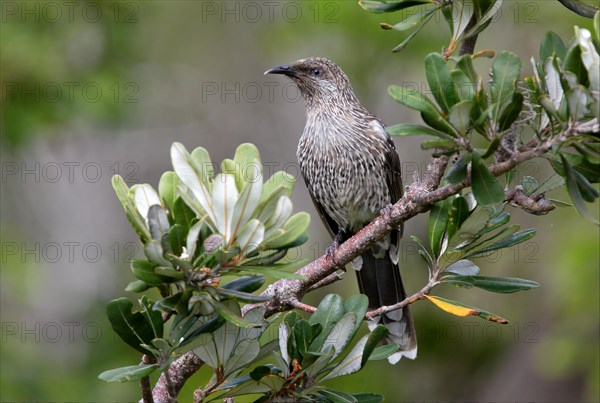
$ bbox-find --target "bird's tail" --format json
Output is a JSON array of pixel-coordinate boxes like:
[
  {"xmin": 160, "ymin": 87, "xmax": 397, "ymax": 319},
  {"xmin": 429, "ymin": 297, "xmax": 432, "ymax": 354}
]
[{"xmin": 356, "ymin": 252, "xmax": 417, "ymax": 363}]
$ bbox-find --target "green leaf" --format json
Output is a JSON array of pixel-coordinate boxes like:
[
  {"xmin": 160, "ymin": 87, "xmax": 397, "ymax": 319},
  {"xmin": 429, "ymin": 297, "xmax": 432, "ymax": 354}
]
[
  {"xmin": 168, "ymin": 224, "xmax": 186, "ymax": 257},
  {"xmin": 308, "ymin": 294, "xmax": 345, "ymax": 352},
  {"xmin": 319, "ymin": 389, "xmax": 356, "ymax": 403},
  {"xmin": 456, "ymin": 54, "xmax": 479, "ymax": 84},
  {"xmin": 451, "ymin": 69, "xmax": 475, "ymax": 102},
  {"xmin": 382, "ymin": 8, "xmax": 436, "ymax": 31},
  {"xmin": 490, "ymin": 51, "xmax": 522, "ymax": 122},
  {"xmin": 428, "ymin": 197, "xmax": 453, "ymax": 257},
  {"xmin": 112, "ymin": 175, "xmax": 151, "ymax": 241},
  {"xmin": 233, "ymin": 143, "xmax": 262, "ymax": 188},
  {"xmin": 447, "ymin": 196, "xmax": 471, "ymax": 240},
  {"xmin": 320, "ymin": 313, "xmax": 357, "ymax": 358},
  {"xmin": 425, "ymin": 295, "xmax": 508, "ymax": 323},
  {"xmin": 230, "ymin": 162, "xmax": 263, "ymax": 240},
  {"xmin": 563, "ymin": 43, "xmax": 588, "ymax": 86},
  {"xmin": 388, "ymin": 85, "xmax": 442, "ymax": 116},
  {"xmin": 367, "ymin": 344, "xmax": 400, "ymax": 361},
  {"xmin": 262, "ymin": 212, "xmax": 310, "ymax": 249},
  {"xmin": 106, "ymin": 297, "xmax": 163, "ymax": 355},
  {"xmin": 453, "ymin": 210, "xmax": 510, "ymax": 250},
  {"xmin": 498, "ymin": 91, "xmax": 524, "ymax": 132},
  {"xmin": 448, "ymin": 100, "xmax": 473, "ymax": 136},
  {"xmin": 125, "ymin": 280, "xmax": 151, "ymax": 293},
  {"xmin": 261, "ymin": 171, "xmax": 295, "ymax": 204},
  {"xmin": 465, "ymin": 228, "xmax": 536, "ymax": 257},
  {"xmin": 222, "ymin": 275, "xmax": 265, "ymax": 293},
  {"xmin": 144, "ymin": 240, "xmax": 171, "ymax": 267},
  {"xmin": 318, "ymin": 389, "xmax": 357, "ymax": 403},
  {"xmin": 560, "ymin": 153, "xmax": 600, "ymax": 225},
  {"xmin": 249, "ymin": 365, "xmax": 272, "ymax": 381},
  {"xmin": 444, "ymin": 259, "xmax": 480, "ymax": 276},
  {"xmin": 212, "ymin": 173, "xmax": 239, "ymax": 242},
  {"xmin": 442, "ymin": 275, "xmax": 540, "ymax": 293},
  {"xmin": 292, "ymin": 319, "xmax": 313, "ymax": 359},
  {"xmin": 237, "ymin": 264, "xmax": 307, "ymax": 280},
  {"xmin": 388, "ymin": 85, "xmax": 456, "ymax": 135},
  {"xmin": 304, "ymin": 345, "xmax": 336, "ymax": 379},
  {"xmin": 158, "ymin": 171, "xmax": 180, "ymax": 213},
  {"xmin": 147, "ymin": 205, "xmax": 170, "ymax": 244},
  {"xmin": 171, "ymin": 142, "xmax": 216, "ymax": 225},
  {"xmin": 462, "ymin": 0, "xmax": 503, "ymax": 41},
  {"xmin": 558, "ymin": 0, "xmax": 599, "ymax": 19},
  {"xmin": 479, "ymin": 137, "xmax": 500, "ymax": 160},
  {"xmin": 213, "ymin": 301, "xmax": 257, "ymax": 328},
  {"xmin": 154, "ymin": 290, "xmax": 192, "ymax": 316},
  {"xmin": 179, "ymin": 316, "xmax": 226, "ymax": 347},
  {"xmin": 172, "ymin": 197, "xmax": 196, "ymax": 230},
  {"xmin": 235, "ymin": 219, "xmax": 265, "ymax": 254},
  {"xmin": 425, "ymin": 53, "xmax": 459, "ymax": 112},
  {"xmin": 386, "ymin": 124, "xmax": 454, "ymax": 140},
  {"xmin": 343, "ymin": 294, "xmax": 369, "ymax": 339},
  {"xmin": 98, "ymin": 364, "xmax": 158, "ymax": 383},
  {"xmin": 359, "ymin": 0, "xmax": 434, "ymax": 13},
  {"xmin": 352, "ymin": 393, "xmax": 385, "ymax": 403},
  {"xmin": 360, "ymin": 325, "xmax": 390, "ymax": 368},
  {"xmin": 470, "ymin": 154, "xmax": 505, "ymax": 205},
  {"xmin": 391, "ymin": 13, "xmax": 434, "ymax": 52},
  {"xmin": 446, "ymin": 154, "xmax": 471, "ymax": 184},
  {"xmin": 566, "ymin": 85, "xmax": 590, "ymax": 121},
  {"xmin": 321, "ymin": 336, "xmax": 368, "ymax": 381},
  {"xmin": 449, "ymin": 0, "xmax": 474, "ymax": 44},
  {"xmin": 217, "ymin": 287, "xmax": 271, "ymax": 303},
  {"xmin": 130, "ymin": 259, "xmax": 162, "ymax": 286},
  {"xmin": 540, "ymin": 31, "xmax": 567, "ymax": 61}
]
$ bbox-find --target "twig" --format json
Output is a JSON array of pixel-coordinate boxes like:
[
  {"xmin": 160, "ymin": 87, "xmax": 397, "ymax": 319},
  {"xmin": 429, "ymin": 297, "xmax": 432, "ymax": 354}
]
[
  {"xmin": 505, "ymin": 186, "xmax": 556, "ymax": 215},
  {"xmin": 146, "ymin": 352, "xmax": 204, "ymax": 403},
  {"xmin": 141, "ymin": 355, "xmax": 156, "ymax": 403},
  {"xmin": 459, "ymin": 13, "xmax": 480, "ymax": 56},
  {"xmin": 290, "ymin": 300, "xmax": 317, "ymax": 313},
  {"xmin": 306, "ymin": 272, "xmax": 343, "ymax": 292}
]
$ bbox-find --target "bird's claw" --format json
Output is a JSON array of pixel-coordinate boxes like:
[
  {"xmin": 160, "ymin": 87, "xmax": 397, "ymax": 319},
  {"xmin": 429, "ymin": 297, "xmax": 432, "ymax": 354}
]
[
  {"xmin": 326, "ymin": 241, "xmax": 338, "ymax": 263},
  {"xmin": 326, "ymin": 231, "xmax": 344, "ymax": 264}
]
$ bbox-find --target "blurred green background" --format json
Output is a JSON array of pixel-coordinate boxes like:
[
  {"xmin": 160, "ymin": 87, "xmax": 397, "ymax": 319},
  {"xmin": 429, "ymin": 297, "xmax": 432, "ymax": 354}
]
[{"xmin": 1, "ymin": 1, "xmax": 598, "ymax": 401}]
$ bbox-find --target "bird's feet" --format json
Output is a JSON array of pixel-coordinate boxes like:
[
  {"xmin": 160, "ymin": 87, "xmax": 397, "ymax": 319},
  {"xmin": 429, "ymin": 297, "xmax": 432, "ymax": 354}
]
[{"xmin": 326, "ymin": 230, "xmax": 344, "ymax": 264}]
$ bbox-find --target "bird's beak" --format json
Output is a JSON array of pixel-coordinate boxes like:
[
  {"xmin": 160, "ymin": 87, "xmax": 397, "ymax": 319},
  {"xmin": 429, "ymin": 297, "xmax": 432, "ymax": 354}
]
[{"xmin": 264, "ymin": 64, "xmax": 296, "ymax": 76}]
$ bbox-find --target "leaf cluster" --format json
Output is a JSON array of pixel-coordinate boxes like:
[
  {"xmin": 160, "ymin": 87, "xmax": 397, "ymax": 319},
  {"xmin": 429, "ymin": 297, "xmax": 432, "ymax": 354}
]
[
  {"xmin": 360, "ymin": 0, "xmax": 503, "ymax": 55},
  {"xmin": 100, "ymin": 143, "xmax": 310, "ymax": 383},
  {"xmin": 414, "ymin": 195, "xmax": 540, "ymax": 324},
  {"xmin": 214, "ymin": 294, "xmax": 394, "ymax": 403}
]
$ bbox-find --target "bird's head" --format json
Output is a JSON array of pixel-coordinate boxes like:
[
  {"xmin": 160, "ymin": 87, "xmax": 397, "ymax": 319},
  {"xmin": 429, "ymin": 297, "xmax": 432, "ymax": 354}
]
[{"xmin": 265, "ymin": 57, "xmax": 358, "ymax": 107}]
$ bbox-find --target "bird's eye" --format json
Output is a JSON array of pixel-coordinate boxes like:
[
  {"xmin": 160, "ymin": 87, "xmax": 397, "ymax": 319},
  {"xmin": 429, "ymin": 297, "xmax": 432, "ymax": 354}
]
[{"xmin": 311, "ymin": 69, "xmax": 321, "ymax": 76}]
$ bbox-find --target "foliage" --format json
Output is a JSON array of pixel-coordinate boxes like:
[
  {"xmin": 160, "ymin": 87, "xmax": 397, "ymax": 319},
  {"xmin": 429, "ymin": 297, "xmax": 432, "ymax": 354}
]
[
  {"xmin": 387, "ymin": 22, "xmax": 599, "ymax": 221},
  {"xmin": 100, "ymin": 143, "xmax": 310, "ymax": 382},
  {"xmin": 211, "ymin": 294, "xmax": 394, "ymax": 402},
  {"xmin": 360, "ymin": 0, "xmax": 598, "ymax": 55}
]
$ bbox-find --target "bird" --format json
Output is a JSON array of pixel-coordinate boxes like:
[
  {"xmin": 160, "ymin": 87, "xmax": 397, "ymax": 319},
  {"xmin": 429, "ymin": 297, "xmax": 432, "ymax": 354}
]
[{"xmin": 265, "ymin": 57, "xmax": 417, "ymax": 363}]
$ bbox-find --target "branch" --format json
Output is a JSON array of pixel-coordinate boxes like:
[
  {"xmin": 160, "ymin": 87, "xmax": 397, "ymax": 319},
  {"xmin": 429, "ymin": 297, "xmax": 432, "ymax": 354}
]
[
  {"xmin": 145, "ymin": 352, "xmax": 204, "ymax": 403},
  {"xmin": 141, "ymin": 355, "xmax": 156, "ymax": 403},
  {"xmin": 254, "ymin": 140, "xmax": 559, "ymax": 318},
  {"xmin": 505, "ymin": 185, "xmax": 556, "ymax": 215}
]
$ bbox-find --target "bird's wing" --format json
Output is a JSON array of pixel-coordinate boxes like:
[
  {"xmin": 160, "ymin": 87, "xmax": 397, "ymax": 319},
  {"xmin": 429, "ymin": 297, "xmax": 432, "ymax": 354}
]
[
  {"xmin": 302, "ymin": 176, "xmax": 341, "ymax": 240},
  {"xmin": 371, "ymin": 119, "xmax": 403, "ymax": 262}
]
